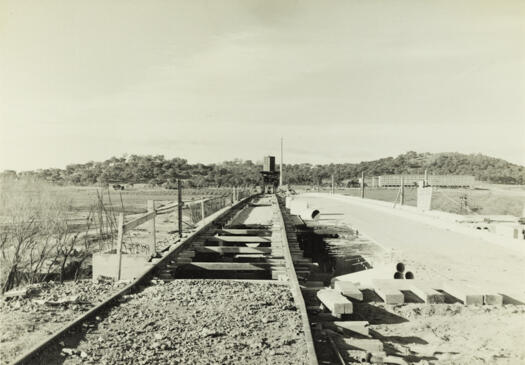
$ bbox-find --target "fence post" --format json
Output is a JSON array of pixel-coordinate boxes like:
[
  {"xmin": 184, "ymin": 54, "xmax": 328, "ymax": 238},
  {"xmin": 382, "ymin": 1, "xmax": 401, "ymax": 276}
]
[
  {"xmin": 178, "ymin": 179, "xmax": 183, "ymax": 238},
  {"xmin": 201, "ymin": 200, "xmax": 205, "ymax": 221},
  {"xmin": 361, "ymin": 172, "xmax": 365, "ymax": 199},
  {"xmin": 116, "ymin": 213, "xmax": 124, "ymax": 281},
  {"xmin": 147, "ymin": 200, "xmax": 156, "ymax": 257},
  {"xmin": 400, "ymin": 177, "xmax": 405, "ymax": 205}
]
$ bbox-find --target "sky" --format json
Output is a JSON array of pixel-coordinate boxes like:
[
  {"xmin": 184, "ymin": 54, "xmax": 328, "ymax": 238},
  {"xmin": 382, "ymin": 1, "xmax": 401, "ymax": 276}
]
[{"xmin": 1, "ymin": 0, "xmax": 524, "ymax": 171}]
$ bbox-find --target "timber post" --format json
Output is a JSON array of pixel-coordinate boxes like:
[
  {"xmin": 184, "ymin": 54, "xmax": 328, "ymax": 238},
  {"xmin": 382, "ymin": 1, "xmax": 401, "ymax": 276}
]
[
  {"xmin": 116, "ymin": 213, "xmax": 124, "ymax": 280},
  {"xmin": 178, "ymin": 179, "xmax": 183, "ymax": 238},
  {"xmin": 400, "ymin": 177, "xmax": 405, "ymax": 205},
  {"xmin": 361, "ymin": 172, "xmax": 365, "ymax": 199},
  {"xmin": 147, "ymin": 200, "xmax": 156, "ymax": 257}
]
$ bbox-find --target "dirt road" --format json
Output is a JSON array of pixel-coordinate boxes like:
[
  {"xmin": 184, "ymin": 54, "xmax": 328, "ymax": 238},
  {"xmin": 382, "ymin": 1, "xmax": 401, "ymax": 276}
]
[{"xmin": 299, "ymin": 194, "xmax": 525, "ymax": 299}]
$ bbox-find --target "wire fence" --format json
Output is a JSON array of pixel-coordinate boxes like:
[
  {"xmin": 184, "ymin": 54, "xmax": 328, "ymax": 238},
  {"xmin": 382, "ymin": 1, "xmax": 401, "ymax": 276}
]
[
  {"xmin": 307, "ymin": 185, "xmax": 523, "ymax": 217},
  {"xmin": 185, "ymin": 188, "xmax": 254, "ymax": 224}
]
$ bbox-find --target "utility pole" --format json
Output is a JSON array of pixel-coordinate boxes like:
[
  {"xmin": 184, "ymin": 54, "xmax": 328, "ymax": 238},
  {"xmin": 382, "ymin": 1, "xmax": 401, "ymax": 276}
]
[
  {"xmin": 279, "ymin": 137, "xmax": 283, "ymax": 187},
  {"xmin": 361, "ymin": 172, "xmax": 365, "ymax": 199},
  {"xmin": 116, "ymin": 213, "xmax": 124, "ymax": 280},
  {"xmin": 177, "ymin": 179, "xmax": 182, "ymax": 238}
]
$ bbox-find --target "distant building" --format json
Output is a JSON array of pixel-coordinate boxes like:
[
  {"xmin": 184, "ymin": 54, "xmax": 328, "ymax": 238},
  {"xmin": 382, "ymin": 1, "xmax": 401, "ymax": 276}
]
[{"xmin": 375, "ymin": 174, "xmax": 475, "ymax": 188}]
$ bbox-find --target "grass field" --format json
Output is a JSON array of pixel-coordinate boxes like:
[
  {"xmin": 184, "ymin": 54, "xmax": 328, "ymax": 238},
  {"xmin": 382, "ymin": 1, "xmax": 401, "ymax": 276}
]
[
  {"xmin": 0, "ymin": 180, "xmax": 242, "ymax": 289},
  {"xmin": 45, "ymin": 186, "xmax": 234, "ymax": 216},
  {"xmin": 298, "ymin": 185, "xmax": 525, "ymax": 217}
]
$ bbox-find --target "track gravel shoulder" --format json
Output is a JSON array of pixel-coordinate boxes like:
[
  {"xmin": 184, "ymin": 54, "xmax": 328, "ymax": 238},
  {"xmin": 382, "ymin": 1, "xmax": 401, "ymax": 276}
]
[
  {"xmin": 35, "ymin": 279, "xmax": 309, "ymax": 365},
  {"xmin": 0, "ymin": 280, "xmax": 127, "ymax": 364}
]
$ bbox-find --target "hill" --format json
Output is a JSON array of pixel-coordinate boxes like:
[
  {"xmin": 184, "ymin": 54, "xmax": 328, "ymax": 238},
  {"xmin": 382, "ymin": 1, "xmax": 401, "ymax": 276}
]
[{"xmin": 1, "ymin": 152, "xmax": 524, "ymax": 187}]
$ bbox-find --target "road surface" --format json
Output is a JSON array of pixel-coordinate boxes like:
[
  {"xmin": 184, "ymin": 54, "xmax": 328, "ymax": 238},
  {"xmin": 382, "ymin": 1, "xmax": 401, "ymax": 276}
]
[{"xmin": 299, "ymin": 194, "xmax": 525, "ymax": 299}]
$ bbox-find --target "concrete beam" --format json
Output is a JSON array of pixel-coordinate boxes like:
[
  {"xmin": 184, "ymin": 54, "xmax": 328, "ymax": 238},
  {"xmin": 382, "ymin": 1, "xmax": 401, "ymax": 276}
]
[
  {"xmin": 443, "ymin": 282, "xmax": 483, "ymax": 305},
  {"xmin": 410, "ymin": 283, "xmax": 445, "ymax": 304},
  {"xmin": 234, "ymin": 254, "xmax": 268, "ymax": 260},
  {"xmin": 373, "ymin": 285, "xmax": 404, "ymax": 304},
  {"xmin": 317, "ymin": 288, "xmax": 353, "ymax": 316},
  {"xmin": 271, "ymin": 270, "xmax": 287, "ymax": 280},
  {"xmin": 331, "ymin": 321, "xmax": 370, "ymax": 337},
  {"xmin": 184, "ymin": 262, "xmax": 271, "ymax": 271},
  {"xmin": 333, "ymin": 280, "xmax": 363, "ymax": 301},
  {"xmin": 220, "ymin": 228, "xmax": 270, "ymax": 235},
  {"xmin": 213, "ymin": 235, "xmax": 270, "ymax": 243},
  {"xmin": 195, "ymin": 246, "xmax": 272, "ymax": 254},
  {"xmin": 342, "ymin": 338, "xmax": 384, "ymax": 352},
  {"xmin": 370, "ymin": 279, "xmax": 442, "ymax": 289},
  {"xmin": 484, "ymin": 293, "xmax": 503, "ymax": 306}
]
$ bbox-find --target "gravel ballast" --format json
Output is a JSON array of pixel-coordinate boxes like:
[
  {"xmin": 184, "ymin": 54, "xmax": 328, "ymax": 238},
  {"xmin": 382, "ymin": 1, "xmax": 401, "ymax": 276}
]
[
  {"xmin": 0, "ymin": 280, "xmax": 127, "ymax": 364},
  {"xmin": 34, "ymin": 279, "xmax": 308, "ymax": 365}
]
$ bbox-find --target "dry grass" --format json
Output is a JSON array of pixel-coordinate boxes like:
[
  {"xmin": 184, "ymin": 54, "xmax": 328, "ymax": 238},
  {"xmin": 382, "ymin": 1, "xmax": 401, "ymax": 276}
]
[
  {"xmin": 46, "ymin": 186, "xmax": 233, "ymax": 216},
  {"xmin": 0, "ymin": 180, "xmax": 243, "ymax": 290},
  {"xmin": 0, "ymin": 179, "xmax": 81, "ymax": 291}
]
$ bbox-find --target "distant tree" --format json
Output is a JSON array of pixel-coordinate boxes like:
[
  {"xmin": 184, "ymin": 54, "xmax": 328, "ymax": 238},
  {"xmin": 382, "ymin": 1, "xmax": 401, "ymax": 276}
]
[
  {"xmin": 0, "ymin": 170, "xmax": 17, "ymax": 180},
  {"xmin": 16, "ymin": 152, "xmax": 525, "ymax": 187}
]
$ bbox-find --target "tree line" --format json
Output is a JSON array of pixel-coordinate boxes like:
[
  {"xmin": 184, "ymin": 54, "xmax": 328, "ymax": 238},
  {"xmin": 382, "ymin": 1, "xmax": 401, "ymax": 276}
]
[{"xmin": 2, "ymin": 151, "xmax": 524, "ymax": 187}]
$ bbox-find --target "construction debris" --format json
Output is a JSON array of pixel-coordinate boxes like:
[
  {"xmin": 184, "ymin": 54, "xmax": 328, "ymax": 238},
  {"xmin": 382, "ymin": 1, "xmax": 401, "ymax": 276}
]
[{"xmin": 2, "ymin": 288, "xmax": 29, "ymax": 299}]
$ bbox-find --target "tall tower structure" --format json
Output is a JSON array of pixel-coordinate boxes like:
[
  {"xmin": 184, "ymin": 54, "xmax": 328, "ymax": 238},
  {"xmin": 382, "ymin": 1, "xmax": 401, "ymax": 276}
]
[{"xmin": 260, "ymin": 156, "xmax": 279, "ymax": 193}]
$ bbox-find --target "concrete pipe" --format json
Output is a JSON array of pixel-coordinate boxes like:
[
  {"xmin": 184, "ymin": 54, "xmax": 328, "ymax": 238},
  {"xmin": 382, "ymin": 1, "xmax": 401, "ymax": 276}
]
[
  {"xmin": 396, "ymin": 262, "xmax": 405, "ymax": 273},
  {"xmin": 298, "ymin": 208, "xmax": 321, "ymax": 221},
  {"xmin": 358, "ymin": 353, "xmax": 370, "ymax": 363},
  {"xmin": 405, "ymin": 271, "xmax": 414, "ymax": 279},
  {"xmin": 393, "ymin": 271, "xmax": 404, "ymax": 279}
]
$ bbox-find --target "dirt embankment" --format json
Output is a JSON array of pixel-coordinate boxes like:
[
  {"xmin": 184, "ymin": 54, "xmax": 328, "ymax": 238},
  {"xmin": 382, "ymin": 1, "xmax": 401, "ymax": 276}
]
[
  {"xmin": 306, "ymin": 216, "xmax": 525, "ymax": 365},
  {"xmin": 368, "ymin": 302, "xmax": 525, "ymax": 364}
]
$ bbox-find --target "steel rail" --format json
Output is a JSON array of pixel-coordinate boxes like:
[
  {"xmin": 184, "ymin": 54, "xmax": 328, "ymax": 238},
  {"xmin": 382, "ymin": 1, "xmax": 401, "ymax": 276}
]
[
  {"xmin": 274, "ymin": 194, "xmax": 319, "ymax": 365},
  {"xmin": 10, "ymin": 196, "xmax": 254, "ymax": 365}
]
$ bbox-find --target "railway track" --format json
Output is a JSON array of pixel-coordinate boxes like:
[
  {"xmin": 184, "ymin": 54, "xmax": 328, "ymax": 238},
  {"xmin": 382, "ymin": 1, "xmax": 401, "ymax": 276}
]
[{"xmin": 10, "ymin": 194, "xmax": 318, "ymax": 365}]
